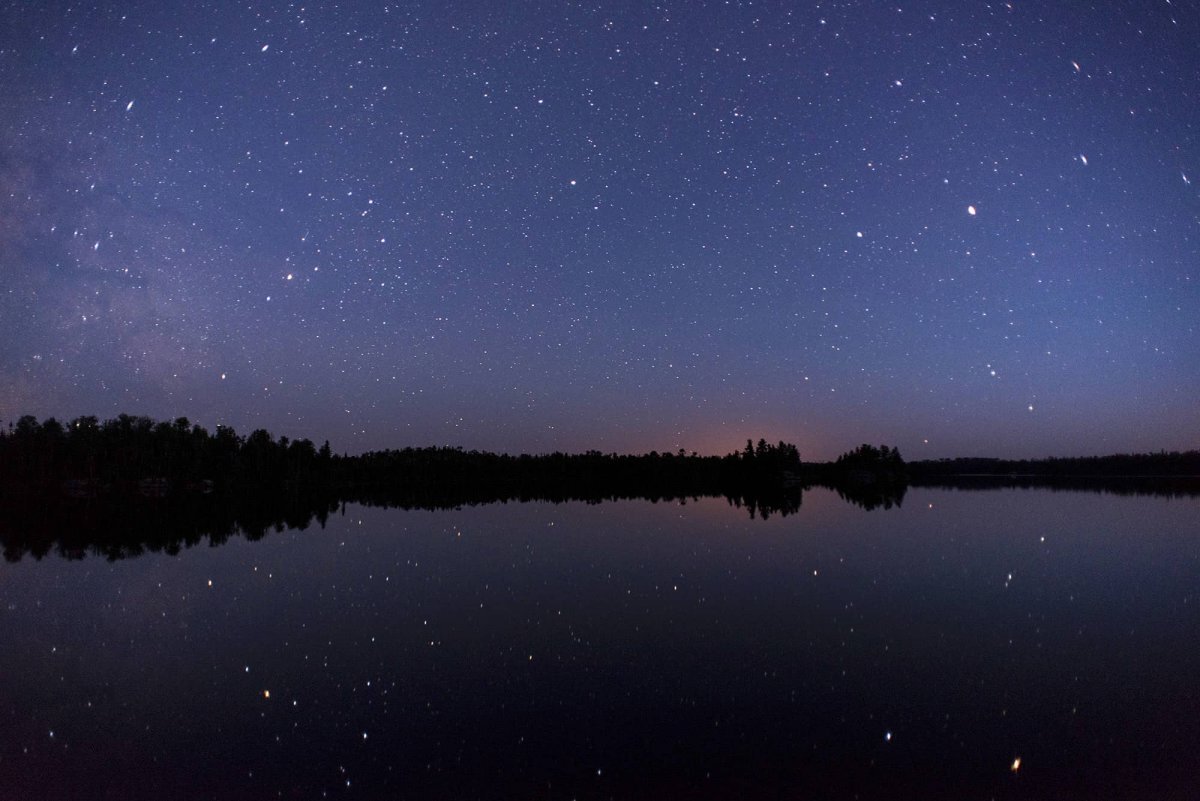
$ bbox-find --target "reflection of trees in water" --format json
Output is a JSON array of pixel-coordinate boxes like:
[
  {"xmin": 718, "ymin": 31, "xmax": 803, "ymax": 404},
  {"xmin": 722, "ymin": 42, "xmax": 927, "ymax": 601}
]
[
  {"xmin": 0, "ymin": 480, "xmax": 907, "ymax": 561},
  {"xmin": 4, "ymin": 474, "xmax": 1195, "ymax": 562},
  {"xmin": 911, "ymin": 475, "xmax": 1200, "ymax": 498},
  {"xmin": 0, "ymin": 491, "xmax": 340, "ymax": 563},
  {"xmin": 725, "ymin": 487, "xmax": 803, "ymax": 520},
  {"xmin": 346, "ymin": 486, "xmax": 807, "ymax": 520},
  {"xmin": 831, "ymin": 481, "xmax": 908, "ymax": 511},
  {"xmin": 909, "ymin": 452, "xmax": 1200, "ymax": 480},
  {"xmin": 3, "ymin": 414, "xmax": 1194, "ymax": 560}
]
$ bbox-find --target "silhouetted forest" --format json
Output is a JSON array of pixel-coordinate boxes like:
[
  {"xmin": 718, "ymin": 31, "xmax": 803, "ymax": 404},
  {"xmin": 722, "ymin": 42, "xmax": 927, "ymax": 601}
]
[
  {"xmin": 0, "ymin": 414, "xmax": 334, "ymax": 496},
  {"xmin": 1, "ymin": 414, "xmax": 1194, "ymax": 562},
  {"xmin": 0, "ymin": 418, "xmax": 817, "ymax": 503},
  {"xmin": 339, "ymin": 438, "xmax": 804, "ymax": 507},
  {"xmin": 902, "ymin": 452, "xmax": 1200, "ymax": 501},
  {"xmin": 0, "ymin": 417, "xmax": 912, "ymax": 560}
]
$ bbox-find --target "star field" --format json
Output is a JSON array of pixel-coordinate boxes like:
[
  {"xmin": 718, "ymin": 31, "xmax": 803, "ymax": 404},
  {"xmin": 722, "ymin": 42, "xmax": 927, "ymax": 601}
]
[{"xmin": 2, "ymin": 1, "xmax": 1197, "ymax": 458}]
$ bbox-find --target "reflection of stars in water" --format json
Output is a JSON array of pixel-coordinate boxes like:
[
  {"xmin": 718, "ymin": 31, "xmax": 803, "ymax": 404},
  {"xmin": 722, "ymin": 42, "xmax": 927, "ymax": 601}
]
[{"xmin": 7, "ymin": 495, "xmax": 1195, "ymax": 797}]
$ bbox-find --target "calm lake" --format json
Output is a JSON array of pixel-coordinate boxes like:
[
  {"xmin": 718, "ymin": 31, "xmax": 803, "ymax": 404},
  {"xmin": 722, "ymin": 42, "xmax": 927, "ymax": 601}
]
[{"xmin": 1, "ymin": 486, "xmax": 1197, "ymax": 800}]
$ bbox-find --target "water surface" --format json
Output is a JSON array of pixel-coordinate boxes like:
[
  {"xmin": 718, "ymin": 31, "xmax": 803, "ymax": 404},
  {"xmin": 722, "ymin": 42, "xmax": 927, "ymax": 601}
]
[{"xmin": 1, "ymin": 487, "xmax": 1197, "ymax": 799}]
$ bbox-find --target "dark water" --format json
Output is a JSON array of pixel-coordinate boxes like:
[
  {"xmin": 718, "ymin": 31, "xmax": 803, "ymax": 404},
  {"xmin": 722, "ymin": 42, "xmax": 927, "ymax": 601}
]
[{"xmin": 1, "ymin": 487, "xmax": 1197, "ymax": 800}]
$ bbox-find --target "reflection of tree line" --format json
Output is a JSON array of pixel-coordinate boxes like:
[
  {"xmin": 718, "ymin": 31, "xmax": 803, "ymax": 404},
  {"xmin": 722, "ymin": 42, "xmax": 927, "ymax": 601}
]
[
  {"xmin": 909, "ymin": 474, "xmax": 1200, "ymax": 498},
  {"xmin": 906, "ymin": 453, "xmax": 1200, "ymax": 499},
  {"xmin": 0, "ymin": 416, "xmax": 915, "ymax": 561},
  {"xmin": 319, "ymin": 441, "xmax": 907, "ymax": 516},
  {"xmin": 908, "ymin": 453, "xmax": 1200, "ymax": 479},
  {"xmin": 0, "ymin": 483, "xmax": 901, "ymax": 563},
  {"xmin": 13, "ymin": 466, "xmax": 1198, "ymax": 563},
  {"xmin": 0, "ymin": 414, "xmax": 341, "ymax": 562},
  {"xmin": 338, "ymin": 441, "xmax": 804, "ymax": 515},
  {"xmin": 5, "ymin": 414, "xmax": 1194, "ymax": 562},
  {"xmin": 0, "ymin": 490, "xmax": 341, "ymax": 563}
]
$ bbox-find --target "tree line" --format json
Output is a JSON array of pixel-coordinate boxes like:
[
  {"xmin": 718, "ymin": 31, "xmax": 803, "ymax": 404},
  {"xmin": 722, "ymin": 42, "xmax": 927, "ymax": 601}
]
[
  {"xmin": 0, "ymin": 417, "xmax": 824, "ymax": 499},
  {"xmin": 0, "ymin": 414, "xmax": 334, "ymax": 495},
  {"xmin": 341, "ymin": 437, "xmax": 806, "ymax": 505},
  {"xmin": 7, "ymin": 413, "xmax": 1194, "ymax": 563},
  {"xmin": 907, "ymin": 452, "xmax": 1200, "ymax": 479},
  {"xmin": 0, "ymin": 416, "xmax": 918, "ymax": 561}
]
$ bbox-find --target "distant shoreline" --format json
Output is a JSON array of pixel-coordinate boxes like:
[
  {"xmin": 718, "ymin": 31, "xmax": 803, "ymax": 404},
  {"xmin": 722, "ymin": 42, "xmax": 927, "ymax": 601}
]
[
  {"xmin": 2, "ymin": 414, "xmax": 1197, "ymax": 504},
  {"xmin": 1, "ymin": 414, "xmax": 1196, "ymax": 563}
]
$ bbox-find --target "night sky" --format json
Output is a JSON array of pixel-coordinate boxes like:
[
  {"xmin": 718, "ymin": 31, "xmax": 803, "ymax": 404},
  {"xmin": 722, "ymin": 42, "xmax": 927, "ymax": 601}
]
[{"xmin": 2, "ymin": 1, "xmax": 1197, "ymax": 460}]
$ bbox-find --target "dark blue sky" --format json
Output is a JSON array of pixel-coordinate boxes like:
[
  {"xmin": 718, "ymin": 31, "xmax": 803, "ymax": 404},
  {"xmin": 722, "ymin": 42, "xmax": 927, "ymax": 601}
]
[{"xmin": 2, "ymin": 1, "xmax": 1197, "ymax": 459}]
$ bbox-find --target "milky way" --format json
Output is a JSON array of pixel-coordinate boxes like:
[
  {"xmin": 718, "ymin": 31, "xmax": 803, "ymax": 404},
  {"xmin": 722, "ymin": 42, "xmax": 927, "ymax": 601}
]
[{"xmin": 2, "ymin": 1, "xmax": 1197, "ymax": 458}]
